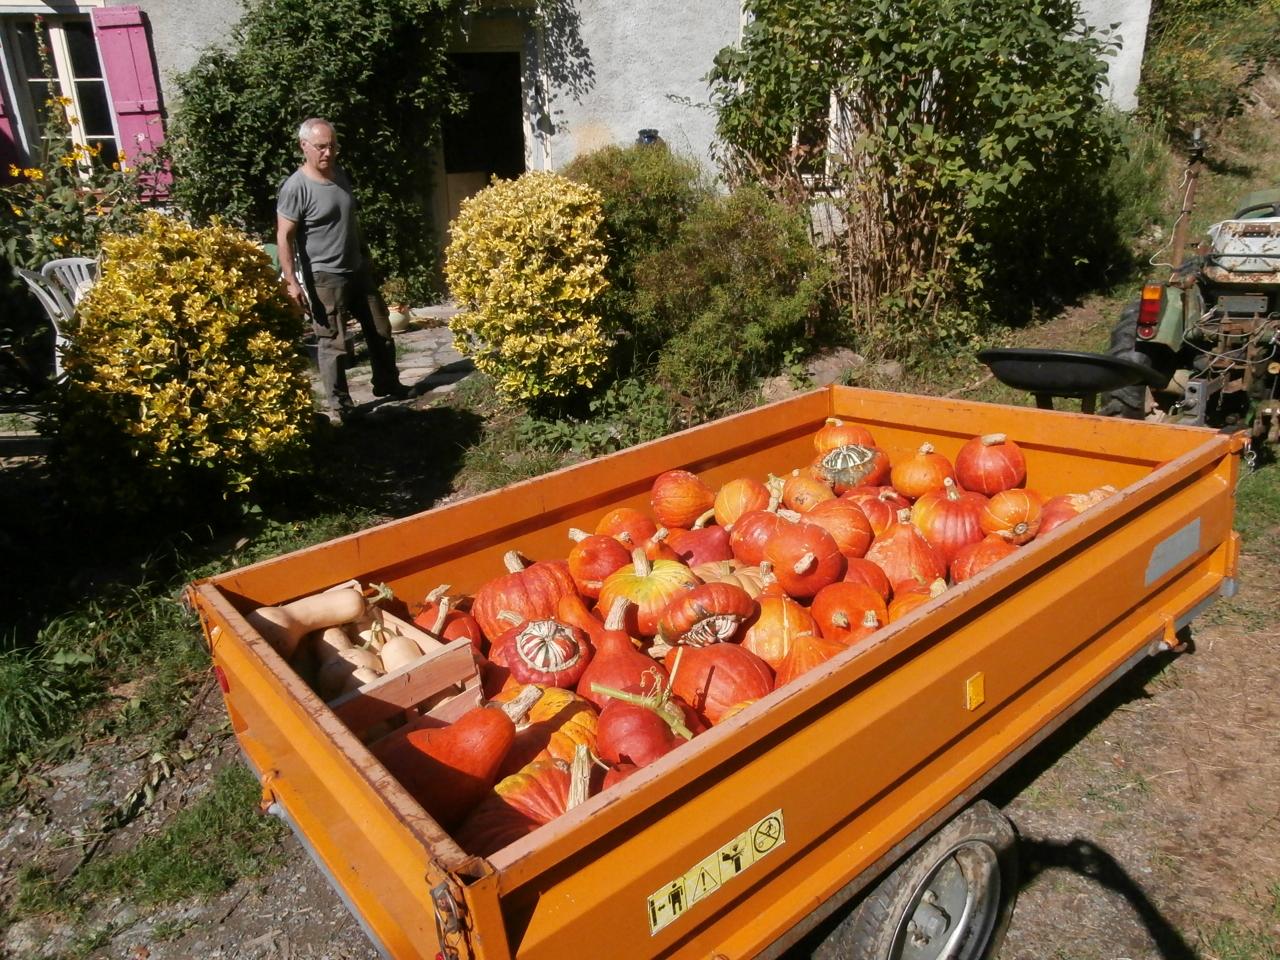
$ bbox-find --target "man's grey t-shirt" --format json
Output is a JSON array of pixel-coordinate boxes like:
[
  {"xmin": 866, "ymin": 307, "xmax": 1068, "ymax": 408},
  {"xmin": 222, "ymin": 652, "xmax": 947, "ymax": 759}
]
[{"xmin": 277, "ymin": 167, "xmax": 363, "ymax": 275}]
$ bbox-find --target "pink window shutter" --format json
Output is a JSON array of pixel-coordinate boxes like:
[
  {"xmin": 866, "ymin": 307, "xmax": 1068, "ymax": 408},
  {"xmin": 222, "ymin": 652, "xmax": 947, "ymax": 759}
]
[
  {"xmin": 91, "ymin": 5, "xmax": 169, "ymax": 194},
  {"xmin": 0, "ymin": 88, "xmax": 20, "ymax": 177}
]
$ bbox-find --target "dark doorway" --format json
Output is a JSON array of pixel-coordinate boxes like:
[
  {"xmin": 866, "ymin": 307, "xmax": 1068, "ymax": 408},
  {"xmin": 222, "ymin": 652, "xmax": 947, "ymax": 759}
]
[{"xmin": 442, "ymin": 52, "xmax": 525, "ymax": 222}]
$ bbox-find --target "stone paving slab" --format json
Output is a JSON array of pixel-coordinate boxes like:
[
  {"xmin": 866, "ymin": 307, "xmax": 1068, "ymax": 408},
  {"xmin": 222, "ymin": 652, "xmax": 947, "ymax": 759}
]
[{"xmin": 312, "ymin": 308, "xmax": 474, "ymax": 417}]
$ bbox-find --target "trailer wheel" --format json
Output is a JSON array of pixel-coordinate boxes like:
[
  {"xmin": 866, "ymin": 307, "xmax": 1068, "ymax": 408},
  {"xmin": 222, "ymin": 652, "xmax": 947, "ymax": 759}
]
[{"xmin": 814, "ymin": 801, "xmax": 1018, "ymax": 960}]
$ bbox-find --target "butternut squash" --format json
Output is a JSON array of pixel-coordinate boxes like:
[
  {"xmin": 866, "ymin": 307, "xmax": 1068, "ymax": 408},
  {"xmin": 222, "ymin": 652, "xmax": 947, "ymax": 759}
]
[{"xmin": 247, "ymin": 587, "xmax": 367, "ymax": 660}]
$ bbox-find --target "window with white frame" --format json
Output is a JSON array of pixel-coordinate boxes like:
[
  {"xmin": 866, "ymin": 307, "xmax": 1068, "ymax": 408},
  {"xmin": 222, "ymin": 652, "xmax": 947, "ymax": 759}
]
[{"xmin": 3, "ymin": 14, "xmax": 119, "ymax": 167}]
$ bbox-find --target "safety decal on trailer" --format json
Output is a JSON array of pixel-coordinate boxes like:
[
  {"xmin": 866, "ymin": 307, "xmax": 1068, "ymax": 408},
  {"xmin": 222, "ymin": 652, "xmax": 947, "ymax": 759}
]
[{"xmin": 646, "ymin": 809, "xmax": 786, "ymax": 936}]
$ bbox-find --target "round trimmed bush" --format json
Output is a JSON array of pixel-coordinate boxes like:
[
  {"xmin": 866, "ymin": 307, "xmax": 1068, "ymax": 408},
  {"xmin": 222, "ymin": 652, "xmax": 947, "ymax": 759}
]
[
  {"xmin": 445, "ymin": 172, "xmax": 612, "ymax": 404},
  {"xmin": 50, "ymin": 213, "xmax": 316, "ymax": 511}
]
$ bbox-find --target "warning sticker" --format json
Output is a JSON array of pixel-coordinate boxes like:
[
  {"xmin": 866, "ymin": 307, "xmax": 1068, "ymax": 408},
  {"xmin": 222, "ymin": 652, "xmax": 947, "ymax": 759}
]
[{"xmin": 646, "ymin": 809, "xmax": 786, "ymax": 935}]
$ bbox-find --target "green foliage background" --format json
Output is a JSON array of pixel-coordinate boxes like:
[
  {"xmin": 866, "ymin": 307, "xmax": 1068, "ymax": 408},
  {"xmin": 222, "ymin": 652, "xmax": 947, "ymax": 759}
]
[
  {"xmin": 1139, "ymin": 0, "xmax": 1280, "ymax": 141},
  {"xmin": 168, "ymin": 0, "xmax": 467, "ymax": 300},
  {"xmin": 710, "ymin": 0, "xmax": 1122, "ymax": 352}
]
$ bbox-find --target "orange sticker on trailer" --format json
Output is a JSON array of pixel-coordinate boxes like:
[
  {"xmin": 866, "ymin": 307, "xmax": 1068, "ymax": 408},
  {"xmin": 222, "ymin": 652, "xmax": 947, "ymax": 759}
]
[{"xmin": 647, "ymin": 809, "xmax": 786, "ymax": 935}]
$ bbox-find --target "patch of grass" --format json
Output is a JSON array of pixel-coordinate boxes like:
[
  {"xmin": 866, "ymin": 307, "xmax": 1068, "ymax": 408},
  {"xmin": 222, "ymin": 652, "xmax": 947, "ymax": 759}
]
[
  {"xmin": 0, "ymin": 642, "xmax": 77, "ymax": 762},
  {"xmin": 15, "ymin": 765, "xmax": 285, "ymax": 919},
  {"xmin": 1200, "ymin": 920, "xmax": 1280, "ymax": 960},
  {"xmin": 77, "ymin": 764, "xmax": 284, "ymax": 904},
  {"xmin": 1234, "ymin": 461, "xmax": 1280, "ymax": 545}
]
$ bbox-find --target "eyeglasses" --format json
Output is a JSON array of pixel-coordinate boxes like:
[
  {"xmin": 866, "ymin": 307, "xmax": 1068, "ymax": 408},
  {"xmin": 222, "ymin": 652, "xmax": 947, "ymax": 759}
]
[{"xmin": 304, "ymin": 140, "xmax": 338, "ymax": 154}]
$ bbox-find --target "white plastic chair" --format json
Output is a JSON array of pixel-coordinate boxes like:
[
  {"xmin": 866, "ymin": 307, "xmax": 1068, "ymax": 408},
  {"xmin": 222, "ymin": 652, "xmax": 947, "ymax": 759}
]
[
  {"xmin": 14, "ymin": 267, "xmax": 74, "ymax": 380},
  {"xmin": 41, "ymin": 256, "xmax": 97, "ymax": 306}
]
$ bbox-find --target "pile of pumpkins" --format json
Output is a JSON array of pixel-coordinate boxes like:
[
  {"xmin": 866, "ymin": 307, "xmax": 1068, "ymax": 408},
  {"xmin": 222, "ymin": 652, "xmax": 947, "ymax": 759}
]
[{"xmin": 361, "ymin": 420, "xmax": 1115, "ymax": 855}]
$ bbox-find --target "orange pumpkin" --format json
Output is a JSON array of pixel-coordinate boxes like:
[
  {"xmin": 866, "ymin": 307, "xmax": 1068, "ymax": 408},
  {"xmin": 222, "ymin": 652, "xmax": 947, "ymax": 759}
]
[
  {"xmin": 774, "ymin": 631, "xmax": 847, "ymax": 688},
  {"xmin": 782, "ymin": 469, "xmax": 836, "ymax": 513},
  {"xmin": 741, "ymin": 581, "xmax": 820, "ymax": 669},
  {"xmin": 955, "ymin": 433, "xmax": 1026, "ymax": 496},
  {"xmin": 493, "ymin": 685, "xmax": 599, "ymax": 777},
  {"xmin": 813, "ymin": 417, "xmax": 876, "ymax": 454},
  {"xmin": 455, "ymin": 745, "xmax": 592, "ymax": 857},
  {"xmin": 763, "ymin": 520, "xmax": 846, "ymax": 598},
  {"xmin": 566, "ymin": 528, "xmax": 633, "ymax": 599},
  {"xmin": 597, "ymin": 548, "xmax": 699, "ymax": 638},
  {"xmin": 714, "ymin": 476, "xmax": 773, "ymax": 527},
  {"xmin": 890, "ymin": 443, "xmax": 955, "ymax": 501},
  {"xmin": 472, "ymin": 551, "xmax": 578, "ymax": 644},
  {"xmin": 412, "ymin": 584, "xmax": 484, "ymax": 654},
  {"xmin": 651, "ymin": 469, "xmax": 715, "ymax": 529},
  {"xmin": 805, "ymin": 497, "xmax": 874, "ymax": 560},
  {"xmin": 730, "ymin": 509, "xmax": 794, "ymax": 566},
  {"xmin": 811, "ymin": 581, "xmax": 888, "ymax": 643},
  {"xmin": 866, "ymin": 509, "xmax": 946, "ymax": 591},
  {"xmin": 841, "ymin": 487, "xmax": 907, "ymax": 537},
  {"xmin": 888, "ymin": 579, "xmax": 948, "ymax": 621},
  {"xmin": 981, "ymin": 489, "xmax": 1044, "ymax": 545},
  {"xmin": 594, "ymin": 506, "xmax": 658, "ymax": 545},
  {"xmin": 910, "ymin": 477, "xmax": 988, "ymax": 566},
  {"xmin": 668, "ymin": 644, "xmax": 775, "ymax": 725},
  {"xmin": 950, "ymin": 535, "xmax": 1019, "ymax": 583}
]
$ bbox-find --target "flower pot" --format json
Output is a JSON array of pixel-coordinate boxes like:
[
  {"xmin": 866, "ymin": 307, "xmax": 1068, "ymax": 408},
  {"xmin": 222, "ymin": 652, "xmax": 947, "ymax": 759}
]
[{"xmin": 388, "ymin": 306, "xmax": 411, "ymax": 333}]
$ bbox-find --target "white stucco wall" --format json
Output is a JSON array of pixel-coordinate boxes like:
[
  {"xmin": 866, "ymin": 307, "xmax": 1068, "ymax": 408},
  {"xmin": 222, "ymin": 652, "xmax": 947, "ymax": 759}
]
[
  {"xmin": 114, "ymin": 0, "xmax": 244, "ymax": 88},
  {"xmin": 538, "ymin": 0, "xmax": 1152, "ymax": 169},
  {"xmin": 536, "ymin": 0, "xmax": 741, "ymax": 169},
  {"xmin": 1078, "ymin": 0, "xmax": 1152, "ymax": 110}
]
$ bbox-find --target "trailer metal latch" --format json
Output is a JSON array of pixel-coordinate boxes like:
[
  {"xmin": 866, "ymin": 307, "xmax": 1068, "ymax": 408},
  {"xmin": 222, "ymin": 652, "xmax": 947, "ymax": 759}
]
[{"xmin": 431, "ymin": 881, "xmax": 466, "ymax": 960}]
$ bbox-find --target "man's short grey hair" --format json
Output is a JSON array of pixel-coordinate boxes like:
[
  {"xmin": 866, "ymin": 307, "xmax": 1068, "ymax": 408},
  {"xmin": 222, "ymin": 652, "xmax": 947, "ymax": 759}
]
[{"xmin": 298, "ymin": 118, "xmax": 334, "ymax": 142}]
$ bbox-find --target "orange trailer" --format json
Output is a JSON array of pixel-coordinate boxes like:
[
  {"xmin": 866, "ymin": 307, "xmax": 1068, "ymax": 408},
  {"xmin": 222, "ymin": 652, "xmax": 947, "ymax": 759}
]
[{"xmin": 187, "ymin": 386, "xmax": 1243, "ymax": 960}]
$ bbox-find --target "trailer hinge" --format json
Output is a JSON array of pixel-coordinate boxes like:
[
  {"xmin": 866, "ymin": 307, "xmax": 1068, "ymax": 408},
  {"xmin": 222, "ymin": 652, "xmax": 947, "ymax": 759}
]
[{"xmin": 430, "ymin": 877, "xmax": 471, "ymax": 960}]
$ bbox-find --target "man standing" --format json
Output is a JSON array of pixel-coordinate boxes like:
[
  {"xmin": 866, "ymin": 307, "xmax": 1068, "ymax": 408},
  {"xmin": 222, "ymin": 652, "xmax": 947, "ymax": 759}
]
[{"xmin": 277, "ymin": 117, "xmax": 410, "ymax": 423}]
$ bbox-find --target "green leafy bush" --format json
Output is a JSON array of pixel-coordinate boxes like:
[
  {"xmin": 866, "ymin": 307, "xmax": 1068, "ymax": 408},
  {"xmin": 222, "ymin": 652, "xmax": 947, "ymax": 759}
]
[
  {"xmin": 445, "ymin": 172, "xmax": 612, "ymax": 404},
  {"xmin": 710, "ymin": 0, "xmax": 1119, "ymax": 355},
  {"xmin": 563, "ymin": 144, "xmax": 708, "ymax": 360},
  {"xmin": 168, "ymin": 0, "xmax": 466, "ymax": 300},
  {"xmin": 515, "ymin": 377, "xmax": 680, "ymax": 457},
  {"xmin": 632, "ymin": 186, "xmax": 830, "ymax": 412},
  {"xmin": 48, "ymin": 214, "xmax": 315, "ymax": 511}
]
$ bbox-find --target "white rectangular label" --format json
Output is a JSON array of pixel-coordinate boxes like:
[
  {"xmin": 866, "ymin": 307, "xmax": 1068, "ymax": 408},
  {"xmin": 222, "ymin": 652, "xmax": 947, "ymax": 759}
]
[{"xmin": 1146, "ymin": 518, "xmax": 1202, "ymax": 586}]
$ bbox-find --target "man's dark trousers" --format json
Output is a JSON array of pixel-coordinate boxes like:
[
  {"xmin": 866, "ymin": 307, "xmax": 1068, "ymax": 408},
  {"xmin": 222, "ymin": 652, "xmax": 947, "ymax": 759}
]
[{"xmin": 307, "ymin": 267, "xmax": 400, "ymax": 414}]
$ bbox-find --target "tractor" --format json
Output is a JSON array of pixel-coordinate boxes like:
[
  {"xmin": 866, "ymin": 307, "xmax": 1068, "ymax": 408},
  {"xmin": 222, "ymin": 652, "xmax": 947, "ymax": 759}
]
[{"xmin": 1101, "ymin": 134, "xmax": 1280, "ymax": 444}]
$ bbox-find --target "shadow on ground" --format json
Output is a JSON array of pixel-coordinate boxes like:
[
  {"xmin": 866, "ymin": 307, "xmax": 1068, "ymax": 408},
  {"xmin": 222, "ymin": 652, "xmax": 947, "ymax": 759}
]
[{"xmin": 0, "ymin": 402, "xmax": 484, "ymax": 643}]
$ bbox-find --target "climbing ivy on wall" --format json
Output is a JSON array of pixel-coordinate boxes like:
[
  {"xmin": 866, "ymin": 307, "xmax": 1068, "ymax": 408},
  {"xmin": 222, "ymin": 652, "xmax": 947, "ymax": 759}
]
[{"xmin": 168, "ymin": 0, "xmax": 468, "ymax": 299}]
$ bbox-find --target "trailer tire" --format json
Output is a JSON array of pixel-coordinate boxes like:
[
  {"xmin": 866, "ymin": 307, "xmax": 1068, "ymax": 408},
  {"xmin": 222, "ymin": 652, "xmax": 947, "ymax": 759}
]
[{"xmin": 812, "ymin": 801, "xmax": 1018, "ymax": 960}]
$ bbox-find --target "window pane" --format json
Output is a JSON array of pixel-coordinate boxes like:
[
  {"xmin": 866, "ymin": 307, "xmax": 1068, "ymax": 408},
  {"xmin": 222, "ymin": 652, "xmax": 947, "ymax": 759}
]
[
  {"xmin": 24, "ymin": 79, "xmax": 56, "ymax": 139},
  {"xmin": 75, "ymin": 80, "xmax": 114, "ymax": 137},
  {"xmin": 88, "ymin": 137, "xmax": 118, "ymax": 168},
  {"xmin": 63, "ymin": 21, "xmax": 102, "ymax": 79},
  {"xmin": 13, "ymin": 21, "xmax": 44, "ymax": 78}
]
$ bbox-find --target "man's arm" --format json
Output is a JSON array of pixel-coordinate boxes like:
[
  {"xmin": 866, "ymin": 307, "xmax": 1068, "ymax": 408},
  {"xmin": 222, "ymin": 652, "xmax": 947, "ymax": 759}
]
[{"xmin": 276, "ymin": 212, "xmax": 304, "ymax": 310}]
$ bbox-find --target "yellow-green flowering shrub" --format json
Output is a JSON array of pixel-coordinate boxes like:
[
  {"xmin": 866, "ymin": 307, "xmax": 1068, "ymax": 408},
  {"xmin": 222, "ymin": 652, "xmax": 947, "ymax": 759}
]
[
  {"xmin": 445, "ymin": 172, "xmax": 611, "ymax": 403},
  {"xmin": 49, "ymin": 213, "xmax": 315, "ymax": 511}
]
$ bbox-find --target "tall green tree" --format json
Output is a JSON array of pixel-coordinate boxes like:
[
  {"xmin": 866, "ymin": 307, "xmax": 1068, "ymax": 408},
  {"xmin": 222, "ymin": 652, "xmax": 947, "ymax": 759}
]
[
  {"xmin": 710, "ymin": 0, "xmax": 1122, "ymax": 351},
  {"xmin": 168, "ymin": 0, "xmax": 468, "ymax": 299}
]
